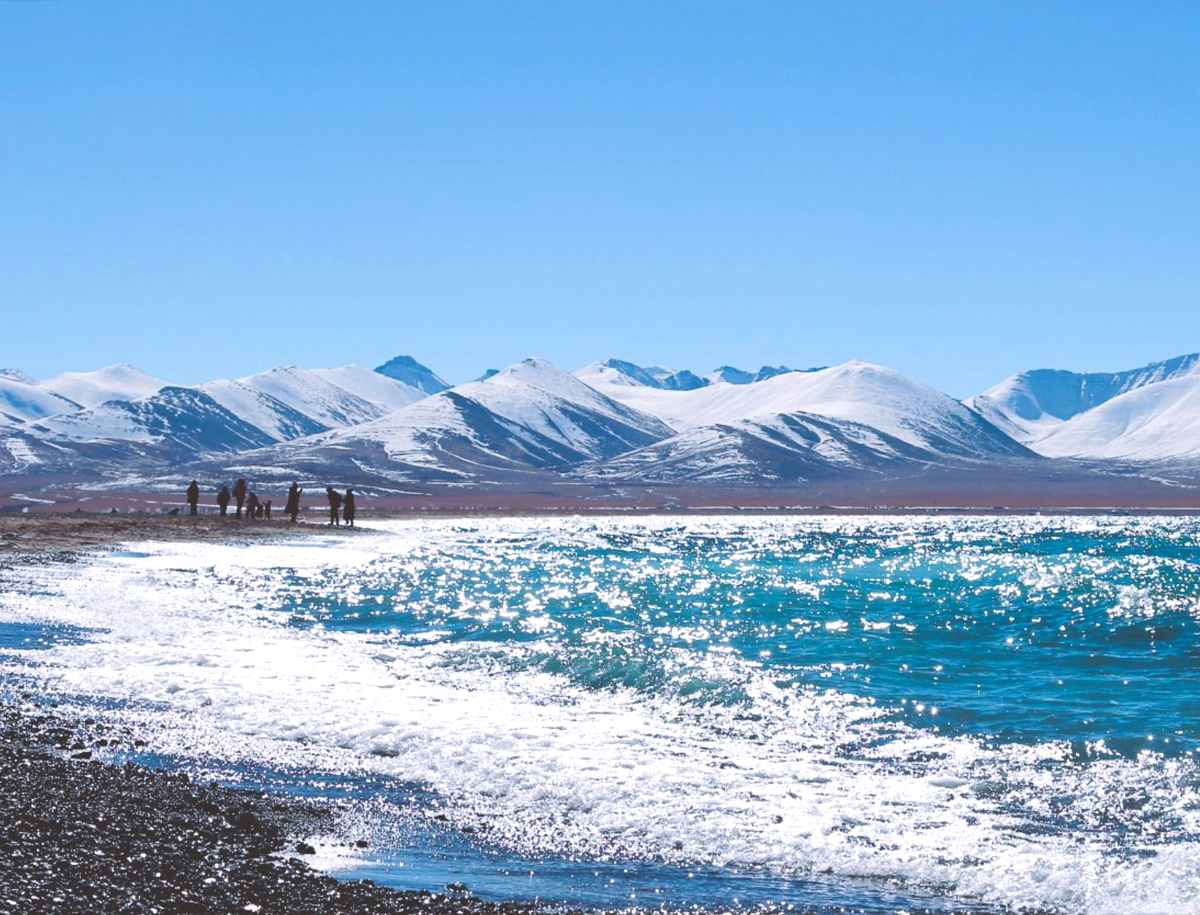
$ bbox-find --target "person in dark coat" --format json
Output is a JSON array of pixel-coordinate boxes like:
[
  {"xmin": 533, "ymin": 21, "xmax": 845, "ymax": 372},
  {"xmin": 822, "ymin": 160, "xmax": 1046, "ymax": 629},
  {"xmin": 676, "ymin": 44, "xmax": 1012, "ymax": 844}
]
[
  {"xmin": 186, "ymin": 480, "xmax": 200, "ymax": 516},
  {"xmin": 343, "ymin": 489, "xmax": 356, "ymax": 527},
  {"xmin": 232, "ymin": 478, "xmax": 248, "ymax": 519},
  {"xmin": 264, "ymin": 500, "xmax": 272, "ymax": 520},
  {"xmin": 326, "ymin": 486, "xmax": 342, "ymax": 526},
  {"xmin": 217, "ymin": 485, "xmax": 231, "ymax": 517},
  {"xmin": 246, "ymin": 491, "xmax": 261, "ymax": 521},
  {"xmin": 285, "ymin": 482, "xmax": 302, "ymax": 523}
]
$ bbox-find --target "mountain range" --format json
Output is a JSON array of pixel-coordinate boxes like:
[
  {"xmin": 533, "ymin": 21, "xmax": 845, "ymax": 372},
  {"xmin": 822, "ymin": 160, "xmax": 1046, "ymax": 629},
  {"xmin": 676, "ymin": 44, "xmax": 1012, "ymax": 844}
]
[{"xmin": 3, "ymin": 351, "xmax": 1200, "ymax": 508}]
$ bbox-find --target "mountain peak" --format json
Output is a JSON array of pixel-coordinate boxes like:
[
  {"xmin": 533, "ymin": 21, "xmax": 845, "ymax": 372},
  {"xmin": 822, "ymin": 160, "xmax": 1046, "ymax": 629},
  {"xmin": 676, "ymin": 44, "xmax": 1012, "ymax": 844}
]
[
  {"xmin": 37, "ymin": 364, "xmax": 168, "ymax": 407},
  {"xmin": 708, "ymin": 365, "xmax": 755, "ymax": 385},
  {"xmin": 967, "ymin": 352, "xmax": 1200, "ymax": 445},
  {"xmin": 598, "ymin": 358, "xmax": 709, "ymax": 391},
  {"xmin": 707, "ymin": 365, "xmax": 801, "ymax": 385},
  {"xmin": 0, "ymin": 368, "xmax": 34, "ymax": 384},
  {"xmin": 374, "ymin": 355, "xmax": 450, "ymax": 394},
  {"xmin": 489, "ymin": 356, "xmax": 584, "ymax": 389}
]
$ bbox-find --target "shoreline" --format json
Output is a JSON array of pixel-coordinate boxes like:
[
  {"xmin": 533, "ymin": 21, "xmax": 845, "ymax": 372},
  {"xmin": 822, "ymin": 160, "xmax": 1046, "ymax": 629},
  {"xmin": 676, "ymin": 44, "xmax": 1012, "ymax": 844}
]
[
  {"xmin": 0, "ymin": 513, "xmax": 379, "ymax": 556},
  {"xmin": 0, "ymin": 526, "xmax": 554, "ymax": 913},
  {"xmin": 4, "ymin": 504, "xmax": 1200, "ymax": 558},
  {"xmin": 0, "ymin": 699, "xmax": 542, "ymax": 915}
]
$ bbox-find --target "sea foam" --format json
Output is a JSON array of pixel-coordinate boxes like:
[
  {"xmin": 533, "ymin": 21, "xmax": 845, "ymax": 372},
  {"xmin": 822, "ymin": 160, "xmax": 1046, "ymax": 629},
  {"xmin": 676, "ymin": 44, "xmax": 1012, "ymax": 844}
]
[{"xmin": 2, "ymin": 517, "xmax": 1199, "ymax": 913}]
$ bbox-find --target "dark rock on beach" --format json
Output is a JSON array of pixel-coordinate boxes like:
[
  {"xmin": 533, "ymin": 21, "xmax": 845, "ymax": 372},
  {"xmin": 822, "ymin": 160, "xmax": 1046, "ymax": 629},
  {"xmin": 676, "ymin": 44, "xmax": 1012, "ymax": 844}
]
[{"xmin": 0, "ymin": 703, "xmax": 546, "ymax": 915}]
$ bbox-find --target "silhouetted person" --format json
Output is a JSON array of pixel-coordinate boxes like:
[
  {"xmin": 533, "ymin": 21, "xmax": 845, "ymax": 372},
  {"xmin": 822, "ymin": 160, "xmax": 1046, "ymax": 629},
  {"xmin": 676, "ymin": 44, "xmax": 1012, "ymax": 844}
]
[
  {"xmin": 326, "ymin": 486, "xmax": 342, "ymax": 526},
  {"xmin": 264, "ymin": 500, "xmax": 272, "ymax": 520},
  {"xmin": 186, "ymin": 480, "xmax": 200, "ymax": 516},
  {"xmin": 285, "ymin": 482, "xmax": 302, "ymax": 523},
  {"xmin": 233, "ymin": 478, "xmax": 248, "ymax": 519},
  {"xmin": 246, "ymin": 492, "xmax": 261, "ymax": 521},
  {"xmin": 217, "ymin": 486, "xmax": 231, "ymax": 517},
  {"xmin": 343, "ymin": 489, "xmax": 356, "ymax": 527}
]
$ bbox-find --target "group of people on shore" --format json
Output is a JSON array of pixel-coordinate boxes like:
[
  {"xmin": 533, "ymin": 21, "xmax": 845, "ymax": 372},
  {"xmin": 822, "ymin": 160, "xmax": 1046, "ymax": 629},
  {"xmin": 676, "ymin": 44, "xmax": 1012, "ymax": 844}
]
[
  {"xmin": 323, "ymin": 486, "xmax": 356, "ymax": 526},
  {"xmin": 184, "ymin": 480, "xmax": 357, "ymax": 526}
]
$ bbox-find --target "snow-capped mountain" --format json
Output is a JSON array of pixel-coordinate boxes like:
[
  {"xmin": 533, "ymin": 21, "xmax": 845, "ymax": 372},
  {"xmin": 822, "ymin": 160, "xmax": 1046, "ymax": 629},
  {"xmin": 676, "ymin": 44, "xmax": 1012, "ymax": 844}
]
[
  {"xmin": 240, "ymin": 357, "xmax": 675, "ymax": 483},
  {"xmin": 586, "ymin": 411, "xmax": 932, "ymax": 484},
  {"xmin": 38, "ymin": 364, "xmax": 169, "ymax": 407},
  {"xmin": 374, "ymin": 355, "xmax": 450, "ymax": 394},
  {"xmin": 575, "ymin": 360, "xmax": 710, "ymax": 392},
  {"xmin": 196, "ymin": 365, "xmax": 427, "ymax": 445},
  {"xmin": 197, "ymin": 379, "xmax": 330, "ymax": 444},
  {"xmin": 6, "ymin": 358, "xmax": 443, "ymax": 465},
  {"xmin": 0, "ymin": 374, "xmax": 80, "ymax": 426},
  {"xmin": 966, "ymin": 353, "xmax": 1200, "ymax": 444},
  {"xmin": 581, "ymin": 359, "xmax": 1029, "ymax": 460},
  {"xmin": 12, "ymin": 348, "xmax": 1200, "ymax": 505},
  {"xmin": 576, "ymin": 359, "xmax": 813, "ymax": 392},
  {"xmin": 705, "ymin": 365, "xmax": 804, "ymax": 385},
  {"xmin": 27, "ymin": 386, "xmax": 276, "ymax": 457},
  {"xmin": 221, "ymin": 366, "xmax": 395, "ymax": 429},
  {"xmin": 310, "ymin": 365, "xmax": 428, "ymax": 412},
  {"xmin": 231, "ymin": 357, "xmax": 1027, "ymax": 491},
  {"xmin": 1033, "ymin": 372, "xmax": 1200, "ymax": 460}
]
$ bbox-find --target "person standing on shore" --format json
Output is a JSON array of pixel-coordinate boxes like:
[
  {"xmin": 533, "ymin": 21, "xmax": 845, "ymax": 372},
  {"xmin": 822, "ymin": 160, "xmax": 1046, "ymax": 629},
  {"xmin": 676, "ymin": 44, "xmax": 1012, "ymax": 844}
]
[
  {"xmin": 217, "ymin": 485, "xmax": 231, "ymax": 517},
  {"xmin": 246, "ymin": 491, "xmax": 261, "ymax": 521},
  {"xmin": 326, "ymin": 486, "xmax": 342, "ymax": 526},
  {"xmin": 343, "ymin": 489, "xmax": 356, "ymax": 527},
  {"xmin": 285, "ymin": 482, "xmax": 302, "ymax": 523},
  {"xmin": 185, "ymin": 480, "xmax": 200, "ymax": 517},
  {"xmin": 233, "ymin": 478, "xmax": 247, "ymax": 519}
]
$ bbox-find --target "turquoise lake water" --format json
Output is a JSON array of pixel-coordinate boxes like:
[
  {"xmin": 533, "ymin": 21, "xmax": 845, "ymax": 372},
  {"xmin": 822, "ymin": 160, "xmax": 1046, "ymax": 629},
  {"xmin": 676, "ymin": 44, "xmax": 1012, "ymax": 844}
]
[{"xmin": 2, "ymin": 515, "xmax": 1198, "ymax": 913}]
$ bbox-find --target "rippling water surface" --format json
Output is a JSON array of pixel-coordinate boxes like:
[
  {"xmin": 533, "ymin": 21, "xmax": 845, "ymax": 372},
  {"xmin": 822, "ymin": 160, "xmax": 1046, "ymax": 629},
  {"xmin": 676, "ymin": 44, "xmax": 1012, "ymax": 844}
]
[{"xmin": 3, "ymin": 515, "xmax": 1200, "ymax": 913}]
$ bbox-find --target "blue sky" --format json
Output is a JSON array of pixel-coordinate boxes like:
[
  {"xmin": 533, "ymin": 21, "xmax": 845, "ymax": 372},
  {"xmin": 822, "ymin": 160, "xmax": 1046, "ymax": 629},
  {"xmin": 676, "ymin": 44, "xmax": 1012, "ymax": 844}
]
[{"xmin": 2, "ymin": 1, "xmax": 1198, "ymax": 398}]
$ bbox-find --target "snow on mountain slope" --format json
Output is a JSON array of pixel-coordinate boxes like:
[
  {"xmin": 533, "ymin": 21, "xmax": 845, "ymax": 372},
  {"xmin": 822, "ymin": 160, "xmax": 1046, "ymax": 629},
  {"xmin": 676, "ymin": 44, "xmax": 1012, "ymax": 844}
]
[
  {"xmin": 374, "ymin": 355, "xmax": 450, "ymax": 394},
  {"xmin": 198, "ymin": 379, "xmax": 330, "ymax": 443},
  {"xmin": 0, "ymin": 426, "xmax": 74, "ymax": 472},
  {"xmin": 5, "ymin": 361, "xmax": 431, "ymax": 470},
  {"xmin": 310, "ymin": 365, "xmax": 428, "ymax": 412},
  {"xmin": 1034, "ymin": 373, "xmax": 1200, "ymax": 459},
  {"xmin": 211, "ymin": 365, "xmax": 425, "ymax": 446},
  {"xmin": 232, "ymin": 366, "xmax": 391, "ymax": 429},
  {"xmin": 260, "ymin": 357, "xmax": 675, "ymax": 480},
  {"xmin": 966, "ymin": 353, "xmax": 1200, "ymax": 444},
  {"xmin": 576, "ymin": 359, "xmax": 814, "ymax": 391},
  {"xmin": 574, "ymin": 359, "xmax": 709, "ymax": 391},
  {"xmin": 705, "ymin": 365, "xmax": 804, "ymax": 385},
  {"xmin": 27, "ymin": 386, "xmax": 276, "ymax": 456},
  {"xmin": 0, "ymin": 376, "xmax": 80, "ymax": 426},
  {"xmin": 574, "ymin": 361, "xmax": 647, "ymax": 389},
  {"xmin": 586, "ymin": 411, "xmax": 931, "ymax": 484},
  {"xmin": 581, "ymin": 359, "xmax": 1028, "ymax": 459},
  {"xmin": 38, "ymin": 364, "xmax": 169, "ymax": 407},
  {"xmin": 0, "ymin": 369, "xmax": 35, "ymax": 384},
  {"xmin": 471, "ymin": 357, "xmax": 674, "ymax": 449}
]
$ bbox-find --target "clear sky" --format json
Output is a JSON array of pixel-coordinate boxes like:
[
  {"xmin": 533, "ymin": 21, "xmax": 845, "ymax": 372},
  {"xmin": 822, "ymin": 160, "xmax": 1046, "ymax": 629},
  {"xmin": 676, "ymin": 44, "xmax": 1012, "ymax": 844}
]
[{"xmin": 2, "ymin": 1, "xmax": 1198, "ymax": 398}]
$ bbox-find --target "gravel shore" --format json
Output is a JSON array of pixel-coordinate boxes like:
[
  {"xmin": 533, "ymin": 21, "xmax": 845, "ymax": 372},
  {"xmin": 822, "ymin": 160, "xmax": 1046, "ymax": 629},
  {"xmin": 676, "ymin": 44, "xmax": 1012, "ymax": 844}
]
[
  {"xmin": 0, "ymin": 702, "xmax": 547, "ymax": 915},
  {"xmin": 0, "ymin": 513, "xmax": 367, "ymax": 556}
]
